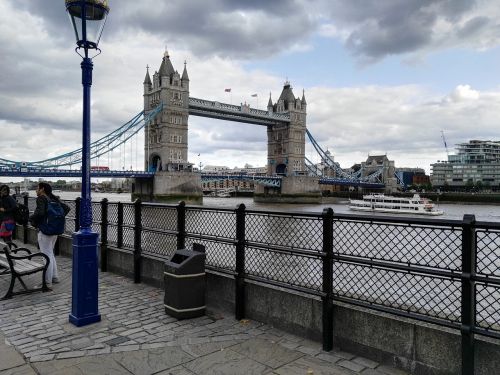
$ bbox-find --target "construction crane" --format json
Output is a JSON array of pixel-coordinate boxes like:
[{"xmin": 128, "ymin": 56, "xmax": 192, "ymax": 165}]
[{"xmin": 441, "ymin": 130, "xmax": 450, "ymax": 158}]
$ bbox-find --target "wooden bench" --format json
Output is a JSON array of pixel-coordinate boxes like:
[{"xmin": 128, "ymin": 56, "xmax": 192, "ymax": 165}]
[
  {"xmin": 0, "ymin": 241, "xmax": 16, "ymax": 276},
  {"xmin": 0, "ymin": 244, "xmax": 50, "ymax": 299}
]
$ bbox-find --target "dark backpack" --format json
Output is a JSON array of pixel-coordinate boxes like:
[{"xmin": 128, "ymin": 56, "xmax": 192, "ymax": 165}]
[
  {"xmin": 13, "ymin": 203, "xmax": 29, "ymax": 225},
  {"xmin": 39, "ymin": 199, "xmax": 65, "ymax": 235}
]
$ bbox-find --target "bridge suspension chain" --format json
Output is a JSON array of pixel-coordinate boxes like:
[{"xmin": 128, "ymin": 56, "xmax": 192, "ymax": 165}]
[
  {"xmin": 306, "ymin": 129, "xmax": 357, "ymax": 180},
  {"xmin": 305, "ymin": 128, "xmax": 384, "ymax": 183},
  {"xmin": 0, "ymin": 103, "xmax": 163, "ymax": 170}
]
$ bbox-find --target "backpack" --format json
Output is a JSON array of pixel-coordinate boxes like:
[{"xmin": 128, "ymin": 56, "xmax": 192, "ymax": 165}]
[
  {"xmin": 39, "ymin": 199, "xmax": 65, "ymax": 235},
  {"xmin": 13, "ymin": 203, "xmax": 29, "ymax": 225}
]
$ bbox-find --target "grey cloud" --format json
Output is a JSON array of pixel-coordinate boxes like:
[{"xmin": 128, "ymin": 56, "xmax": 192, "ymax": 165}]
[
  {"xmin": 457, "ymin": 16, "xmax": 491, "ymax": 38},
  {"xmin": 8, "ymin": 0, "xmax": 498, "ymax": 64},
  {"xmin": 9, "ymin": 0, "xmax": 72, "ymax": 46},
  {"xmin": 0, "ymin": 96, "xmax": 72, "ymax": 130},
  {"xmin": 320, "ymin": 0, "xmax": 479, "ymax": 62},
  {"xmin": 345, "ymin": 18, "xmax": 432, "ymax": 62},
  {"xmin": 112, "ymin": 0, "xmax": 314, "ymax": 59},
  {"xmin": 10, "ymin": 0, "xmax": 315, "ymax": 60}
]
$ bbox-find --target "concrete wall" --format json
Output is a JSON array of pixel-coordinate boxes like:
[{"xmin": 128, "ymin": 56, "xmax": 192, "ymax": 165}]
[
  {"xmin": 133, "ymin": 171, "xmax": 203, "ymax": 204},
  {"xmin": 255, "ymin": 175, "xmax": 321, "ymax": 203},
  {"xmin": 17, "ymin": 227, "xmax": 500, "ymax": 375}
]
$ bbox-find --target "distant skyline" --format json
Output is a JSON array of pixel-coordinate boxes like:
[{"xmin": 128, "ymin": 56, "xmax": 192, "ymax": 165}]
[{"xmin": 1, "ymin": 0, "xmax": 500, "ymax": 181}]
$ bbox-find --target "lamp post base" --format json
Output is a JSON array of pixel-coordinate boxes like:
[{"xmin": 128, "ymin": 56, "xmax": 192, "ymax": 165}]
[{"xmin": 69, "ymin": 230, "xmax": 101, "ymax": 327}]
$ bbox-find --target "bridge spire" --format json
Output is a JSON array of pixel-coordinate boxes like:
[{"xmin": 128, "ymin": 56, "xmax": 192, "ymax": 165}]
[
  {"xmin": 267, "ymin": 92, "xmax": 273, "ymax": 112},
  {"xmin": 143, "ymin": 64, "xmax": 152, "ymax": 86},
  {"xmin": 159, "ymin": 47, "xmax": 175, "ymax": 78},
  {"xmin": 182, "ymin": 60, "xmax": 189, "ymax": 81}
]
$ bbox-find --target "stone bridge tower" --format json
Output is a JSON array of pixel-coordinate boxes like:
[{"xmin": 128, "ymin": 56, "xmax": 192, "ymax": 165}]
[
  {"xmin": 255, "ymin": 82, "xmax": 320, "ymax": 203},
  {"xmin": 134, "ymin": 50, "xmax": 202, "ymax": 203},
  {"xmin": 143, "ymin": 49, "xmax": 190, "ymax": 172},
  {"xmin": 266, "ymin": 82, "xmax": 307, "ymax": 176}
]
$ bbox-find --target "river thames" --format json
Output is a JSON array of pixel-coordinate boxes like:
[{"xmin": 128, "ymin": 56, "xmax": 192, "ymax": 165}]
[{"xmin": 43, "ymin": 191, "xmax": 500, "ymax": 222}]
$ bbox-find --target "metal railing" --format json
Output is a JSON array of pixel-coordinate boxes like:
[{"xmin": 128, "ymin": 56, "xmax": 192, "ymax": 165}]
[{"xmin": 17, "ymin": 195, "xmax": 500, "ymax": 374}]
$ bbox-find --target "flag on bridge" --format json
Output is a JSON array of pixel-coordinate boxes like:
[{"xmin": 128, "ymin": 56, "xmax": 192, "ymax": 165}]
[
  {"xmin": 225, "ymin": 88, "xmax": 231, "ymax": 92},
  {"xmin": 251, "ymin": 93, "xmax": 258, "ymax": 97}
]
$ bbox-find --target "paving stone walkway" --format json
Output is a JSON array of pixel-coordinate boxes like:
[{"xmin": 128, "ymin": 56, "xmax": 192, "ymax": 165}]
[{"xmin": 0, "ymin": 242, "xmax": 408, "ymax": 374}]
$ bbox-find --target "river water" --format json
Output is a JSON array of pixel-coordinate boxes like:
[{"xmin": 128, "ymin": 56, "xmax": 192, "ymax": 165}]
[{"xmin": 44, "ymin": 191, "xmax": 500, "ymax": 222}]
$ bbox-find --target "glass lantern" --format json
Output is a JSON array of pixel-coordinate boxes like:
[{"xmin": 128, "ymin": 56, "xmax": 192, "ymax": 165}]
[{"xmin": 65, "ymin": 0, "xmax": 110, "ymax": 50}]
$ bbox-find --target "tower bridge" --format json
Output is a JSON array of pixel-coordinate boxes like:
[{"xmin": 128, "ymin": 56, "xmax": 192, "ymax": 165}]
[
  {"xmin": 141, "ymin": 49, "xmax": 307, "ymax": 179},
  {"xmin": 134, "ymin": 49, "xmax": 319, "ymax": 203},
  {"xmin": 1, "ymin": 49, "xmax": 396, "ymax": 202}
]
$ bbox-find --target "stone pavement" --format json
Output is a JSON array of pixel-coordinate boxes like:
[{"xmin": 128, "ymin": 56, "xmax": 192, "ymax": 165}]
[{"xmin": 0, "ymin": 242, "xmax": 408, "ymax": 375}]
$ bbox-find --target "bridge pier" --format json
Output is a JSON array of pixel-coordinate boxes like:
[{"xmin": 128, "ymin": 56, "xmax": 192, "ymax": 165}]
[
  {"xmin": 132, "ymin": 172, "xmax": 203, "ymax": 204},
  {"xmin": 254, "ymin": 175, "xmax": 321, "ymax": 203}
]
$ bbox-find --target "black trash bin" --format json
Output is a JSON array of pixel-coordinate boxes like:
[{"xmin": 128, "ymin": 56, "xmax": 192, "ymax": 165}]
[{"xmin": 164, "ymin": 245, "xmax": 206, "ymax": 319}]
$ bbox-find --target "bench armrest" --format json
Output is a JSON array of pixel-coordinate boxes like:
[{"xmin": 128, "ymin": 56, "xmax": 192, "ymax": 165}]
[
  {"xmin": 10, "ymin": 247, "xmax": 33, "ymax": 256},
  {"xmin": 27, "ymin": 252, "xmax": 50, "ymax": 265},
  {"xmin": 8, "ymin": 252, "xmax": 49, "ymax": 265},
  {"xmin": 1, "ymin": 242, "xmax": 18, "ymax": 251}
]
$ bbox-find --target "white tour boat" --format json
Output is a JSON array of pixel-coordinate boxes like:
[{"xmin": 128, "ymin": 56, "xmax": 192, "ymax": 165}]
[{"xmin": 348, "ymin": 194, "xmax": 444, "ymax": 216}]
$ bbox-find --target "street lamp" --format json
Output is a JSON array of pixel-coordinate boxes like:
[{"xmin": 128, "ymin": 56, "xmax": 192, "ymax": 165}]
[{"xmin": 65, "ymin": 0, "xmax": 109, "ymax": 327}]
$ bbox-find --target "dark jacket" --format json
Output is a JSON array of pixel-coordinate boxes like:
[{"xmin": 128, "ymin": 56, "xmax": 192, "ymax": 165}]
[
  {"xmin": 29, "ymin": 195, "xmax": 70, "ymax": 228},
  {"xmin": 0, "ymin": 195, "xmax": 17, "ymax": 222}
]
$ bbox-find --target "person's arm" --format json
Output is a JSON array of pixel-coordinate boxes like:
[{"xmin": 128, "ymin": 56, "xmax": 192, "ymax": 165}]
[
  {"xmin": 29, "ymin": 196, "xmax": 47, "ymax": 227},
  {"xmin": 3, "ymin": 196, "xmax": 17, "ymax": 215}
]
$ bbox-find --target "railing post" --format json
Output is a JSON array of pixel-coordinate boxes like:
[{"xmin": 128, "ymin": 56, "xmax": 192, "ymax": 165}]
[
  {"xmin": 133, "ymin": 199, "xmax": 142, "ymax": 283},
  {"xmin": 74, "ymin": 197, "xmax": 81, "ymax": 232},
  {"xmin": 100, "ymin": 198, "xmax": 108, "ymax": 272},
  {"xmin": 235, "ymin": 203, "xmax": 246, "ymax": 320},
  {"xmin": 322, "ymin": 207, "xmax": 334, "ymax": 351},
  {"xmin": 23, "ymin": 195, "xmax": 29, "ymax": 244},
  {"xmin": 117, "ymin": 202, "xmax": 123, "ymax": 249},
  {"xmin": 461, "ymin": 214, "xmax": 476, "ymax": 375},
  {"xmin": 176, "ymin": 201, "xmax": 186, "ymax": 249}
]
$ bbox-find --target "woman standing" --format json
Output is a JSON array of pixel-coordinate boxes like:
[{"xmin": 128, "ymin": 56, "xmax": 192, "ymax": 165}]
[
  {"xmin": 0, "ymin": 185, "xmax": 17, "ymax": 247},
  {"xmin": 29, "ymin": 182, "xmax": 70, "ymax": 288}
]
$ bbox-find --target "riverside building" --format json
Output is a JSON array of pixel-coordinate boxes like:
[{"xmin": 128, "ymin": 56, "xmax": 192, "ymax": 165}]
[{"xmin": 430, "ymin": 139, "xmax": 500, "ymax": 189}]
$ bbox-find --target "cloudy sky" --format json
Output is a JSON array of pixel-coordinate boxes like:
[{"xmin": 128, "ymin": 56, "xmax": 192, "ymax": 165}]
[{"xmin": 1, "ymin": 0, "xmax": 500, "ymax": 180}]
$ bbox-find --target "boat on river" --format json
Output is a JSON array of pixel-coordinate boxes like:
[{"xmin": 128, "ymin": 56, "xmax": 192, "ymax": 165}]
[
  {"xmin": 209, "ymin": 189, "xmax": 232, "ymax": 198},
  {"xmin": 349, "ymin": 194, "xmax": 444, "ymax": 216}
]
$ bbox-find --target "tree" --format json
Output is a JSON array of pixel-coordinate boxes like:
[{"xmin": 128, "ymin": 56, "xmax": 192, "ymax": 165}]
[{"xmin": 465, "ymin": 180, "xmax": 474, "ymax": 192}]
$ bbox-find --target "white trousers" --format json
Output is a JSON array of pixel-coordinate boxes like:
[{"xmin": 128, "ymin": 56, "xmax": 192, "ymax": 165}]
[{"xmin": 37, "ymin": 232, "xmax": 58, "ymax": 283}]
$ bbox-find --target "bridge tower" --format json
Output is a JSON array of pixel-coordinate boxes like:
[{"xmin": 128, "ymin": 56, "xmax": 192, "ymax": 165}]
[
  {"xmin": 266, "ymin": 82, "xmax": 307, "ymax": 175},
  {"xmin": 256, "ymin": 82, "xmax": 320, "ymax": 202},
  {"xmin": 143, "ymin": 49, "xmax": 190, "ymax": 172},
  {"xmin": 133, "ymin": 49, "xmax": 202, "ymax": 203}
]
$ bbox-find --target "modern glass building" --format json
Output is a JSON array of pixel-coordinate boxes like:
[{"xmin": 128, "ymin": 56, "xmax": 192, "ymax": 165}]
[{"xmin": 431, "ymin": 140, "xmax": 500, "ymax": 188}]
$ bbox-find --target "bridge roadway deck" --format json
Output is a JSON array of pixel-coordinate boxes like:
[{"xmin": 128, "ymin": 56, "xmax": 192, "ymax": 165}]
[{"xmin": 0, "ymin": 242, "xmax": 407, "ymax": 375}]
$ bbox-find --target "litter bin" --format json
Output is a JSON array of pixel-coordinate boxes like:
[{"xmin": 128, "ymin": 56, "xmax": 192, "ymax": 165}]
[{"xmin": 164, "ymin": 244, "xmax": 206, "ymax": 319}]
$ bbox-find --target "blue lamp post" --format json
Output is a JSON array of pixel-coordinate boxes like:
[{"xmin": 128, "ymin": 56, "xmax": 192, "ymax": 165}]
[{"xmin": 65, "ymin": 0, "xmax": 109, "ymax": 327}]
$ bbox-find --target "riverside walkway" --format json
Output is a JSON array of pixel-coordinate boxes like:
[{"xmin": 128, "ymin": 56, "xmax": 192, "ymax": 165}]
[{"xmin": 0, "ymin": 242, "xmax": 407, "ymax": 375}]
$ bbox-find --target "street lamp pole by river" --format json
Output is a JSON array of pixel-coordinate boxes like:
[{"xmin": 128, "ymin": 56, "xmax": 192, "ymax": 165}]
[{"xmin": 65, "ymin": 0, "xmax": 109, "ymax": 327}]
